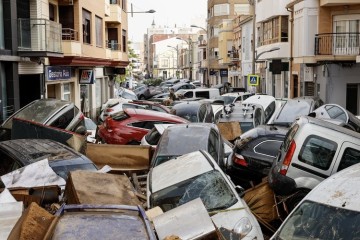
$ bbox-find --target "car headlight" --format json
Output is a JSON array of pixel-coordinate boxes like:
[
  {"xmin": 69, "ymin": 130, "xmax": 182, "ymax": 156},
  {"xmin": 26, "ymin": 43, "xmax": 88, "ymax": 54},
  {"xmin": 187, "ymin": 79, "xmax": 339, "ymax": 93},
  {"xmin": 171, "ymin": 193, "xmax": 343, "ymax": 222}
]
[{"xmin": 233, "ymin": 217, "xmax": 252, "ymax": 237}]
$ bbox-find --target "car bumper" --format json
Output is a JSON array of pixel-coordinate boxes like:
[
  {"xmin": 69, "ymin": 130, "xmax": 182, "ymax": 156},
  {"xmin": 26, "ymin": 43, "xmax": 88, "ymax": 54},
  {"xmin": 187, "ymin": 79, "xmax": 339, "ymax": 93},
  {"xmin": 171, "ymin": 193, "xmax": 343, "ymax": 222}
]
[{"xmin": 268, "ymin": 164, "xmax": 296, "ymax": 196}]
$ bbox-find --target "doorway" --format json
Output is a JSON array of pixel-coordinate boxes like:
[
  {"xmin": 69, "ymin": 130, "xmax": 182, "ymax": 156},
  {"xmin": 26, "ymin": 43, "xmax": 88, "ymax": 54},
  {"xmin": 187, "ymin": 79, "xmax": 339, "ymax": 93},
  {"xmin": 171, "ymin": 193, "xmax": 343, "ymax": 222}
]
[
  {"xmin": 293, "ymin": 75, "xmax": 298, "ymax": 98},
  {"xmin": 346, "ymin": 84, "xmax": 358, "ymax": 115},
  {"xmin": 19, "ymin": 74, "xmax": 41, "ymax": 108}
]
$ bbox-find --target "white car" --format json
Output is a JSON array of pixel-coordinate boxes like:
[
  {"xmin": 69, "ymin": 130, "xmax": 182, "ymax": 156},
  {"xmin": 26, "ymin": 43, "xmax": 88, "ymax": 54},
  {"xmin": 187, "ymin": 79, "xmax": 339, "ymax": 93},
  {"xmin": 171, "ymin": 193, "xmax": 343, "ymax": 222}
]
[
  {"xmin": 147, "ymin": 150, "xmax": 264, "ymax": 239},
  {"xmin": 242, "ymin": 94, "xmax": 276, "ymax": 123},
  {"xmin": 218, "ymin": 92, "xmax": 253, "ymax": 105},
  {"xmin": 271, "ymin": 162, "xmax": 360, "ymax": 239},
  {"xmin": 140, "ymin": 124, "xmax": 174, "ymax": 148},
  {"xmin": 98, "ymin": 98, "xmax": 146, "ymax": 123},
  {"xmin": 84, "ymin": 117, "xmax": 97, "ymax": 143}
]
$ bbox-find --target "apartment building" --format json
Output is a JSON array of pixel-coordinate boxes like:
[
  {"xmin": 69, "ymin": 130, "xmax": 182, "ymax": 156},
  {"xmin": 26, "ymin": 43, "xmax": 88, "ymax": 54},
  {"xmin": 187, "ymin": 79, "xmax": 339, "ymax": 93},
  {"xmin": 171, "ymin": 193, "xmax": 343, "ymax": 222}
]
[
  {"xmin": 207, "ymin": 0, "xmax": 250, "ymax": 87},
  {"xmin": 0, "ymin": 0, "xmax": 129, "ymax": 122},
  {"xmin": 289, "ymin": 0, "xmax": 360, "ymax": 115}
]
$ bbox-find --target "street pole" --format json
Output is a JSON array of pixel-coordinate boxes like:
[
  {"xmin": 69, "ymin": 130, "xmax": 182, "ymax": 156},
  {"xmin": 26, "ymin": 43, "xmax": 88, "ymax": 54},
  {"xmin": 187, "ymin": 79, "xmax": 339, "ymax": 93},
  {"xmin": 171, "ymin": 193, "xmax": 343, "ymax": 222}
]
[{"xmin": 191, "ymin": 25, "xmax": 209, "ymax": 86}]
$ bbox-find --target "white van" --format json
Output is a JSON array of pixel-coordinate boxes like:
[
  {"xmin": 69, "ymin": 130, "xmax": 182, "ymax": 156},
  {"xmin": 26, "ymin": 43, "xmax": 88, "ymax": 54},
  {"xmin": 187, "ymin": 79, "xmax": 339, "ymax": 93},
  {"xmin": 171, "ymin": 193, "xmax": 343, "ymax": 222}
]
[
  {"xmin": 175, "ymin": 88, "xmax": 220, "ymax": 99},
  {"xmin": 271, "ymin": 162, "xmax": 360, "ymax": 239}
]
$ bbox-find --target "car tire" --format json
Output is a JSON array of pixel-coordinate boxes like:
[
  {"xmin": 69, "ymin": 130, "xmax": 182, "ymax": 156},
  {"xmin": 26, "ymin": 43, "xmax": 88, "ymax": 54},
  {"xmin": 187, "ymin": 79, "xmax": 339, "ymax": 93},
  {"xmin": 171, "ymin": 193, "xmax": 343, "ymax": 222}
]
[{"xmin": 286, "ymin": 189, "xmax": 310, "ymax": 211}]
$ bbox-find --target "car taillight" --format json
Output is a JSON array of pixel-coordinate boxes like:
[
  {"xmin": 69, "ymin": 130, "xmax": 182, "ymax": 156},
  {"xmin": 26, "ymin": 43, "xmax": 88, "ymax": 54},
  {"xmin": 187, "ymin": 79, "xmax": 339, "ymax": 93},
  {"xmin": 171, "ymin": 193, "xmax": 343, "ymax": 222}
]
[
  {"xmin": 233, "ymin": 153, "xmax": 248, "ymax": 167},
  {"xmin": 279, "ymin": 140, "xmax": 296, "ymax": 176}
]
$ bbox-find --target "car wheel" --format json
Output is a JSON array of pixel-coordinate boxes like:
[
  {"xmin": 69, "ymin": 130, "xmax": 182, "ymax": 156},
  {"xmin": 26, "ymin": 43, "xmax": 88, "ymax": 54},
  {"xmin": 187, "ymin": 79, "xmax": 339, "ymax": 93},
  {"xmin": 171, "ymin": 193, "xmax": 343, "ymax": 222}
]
[{"xmin": 286, "ymin": 189, "xmax": 310, "ymax": 212}]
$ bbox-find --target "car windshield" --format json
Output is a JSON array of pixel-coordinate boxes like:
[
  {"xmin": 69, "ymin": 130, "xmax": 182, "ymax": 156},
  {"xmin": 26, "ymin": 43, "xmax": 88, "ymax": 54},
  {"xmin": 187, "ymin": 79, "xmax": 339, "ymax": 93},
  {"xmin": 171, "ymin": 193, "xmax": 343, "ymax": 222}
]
[
  {"xmin": 50, "ymin": 163, "xmax": 97, "ymax": 180},
  {"xmin": 276, "ymin": 200, "xmax": 360, "ymax": 240},
  {"xmin": 273, "ymin": 101, "xmax": 311, "ymax": 126},
  {"xmin": 2, "ymin": 100, "xmax": 68, "ymax": 129},
  {"xmin": 153, "ymin": 155, "xmax": 178, "ymax": 166},
  {"xmin": 151, "ymin": 170, "xmax": 237, "ymax": 212},
  {"xmin": 85, "ymin": 118, "xmax": 97, "ymax": 130},
  {"xmin": 217, "ymin": 96, "xmax": 236, "ymax": 105}
]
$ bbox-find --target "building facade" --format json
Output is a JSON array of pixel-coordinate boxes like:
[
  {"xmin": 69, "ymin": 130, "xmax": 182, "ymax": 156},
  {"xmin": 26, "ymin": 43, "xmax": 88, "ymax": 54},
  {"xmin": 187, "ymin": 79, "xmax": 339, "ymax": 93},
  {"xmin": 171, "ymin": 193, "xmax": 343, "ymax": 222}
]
[{"xmin": 0, "ymin": 0, "xmax": 129, "ymax": 122}]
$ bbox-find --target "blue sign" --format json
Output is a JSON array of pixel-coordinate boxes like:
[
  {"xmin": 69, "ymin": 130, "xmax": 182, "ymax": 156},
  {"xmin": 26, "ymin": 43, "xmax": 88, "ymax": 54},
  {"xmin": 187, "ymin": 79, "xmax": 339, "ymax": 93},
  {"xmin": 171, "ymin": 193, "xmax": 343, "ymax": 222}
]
[
  {"xmin": 247, "ymin": 74, "xmax": 259, "ymax": 86},
  {"xmin": 46, "ymin": 66, "xmax": 71, "ymax": 81}
]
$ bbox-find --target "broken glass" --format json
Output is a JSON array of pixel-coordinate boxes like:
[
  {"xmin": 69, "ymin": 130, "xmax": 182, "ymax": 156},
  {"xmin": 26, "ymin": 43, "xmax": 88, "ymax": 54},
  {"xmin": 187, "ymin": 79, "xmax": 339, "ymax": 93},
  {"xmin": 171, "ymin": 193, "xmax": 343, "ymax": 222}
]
[
  {"xmin": 277, "ymin": 200, "xmax": 360, "ymax": 240},
  {"xmin": 151, "ymin": 170, "xmax": 237, "ymax": 212}
]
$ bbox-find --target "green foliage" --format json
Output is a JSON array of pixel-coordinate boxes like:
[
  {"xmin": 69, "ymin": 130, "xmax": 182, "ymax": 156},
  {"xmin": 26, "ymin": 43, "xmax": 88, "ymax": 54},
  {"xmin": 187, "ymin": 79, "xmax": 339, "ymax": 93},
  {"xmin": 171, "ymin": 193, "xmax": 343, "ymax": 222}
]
[{"xmin": 143, "ymin": 78, "xmax": 163, "ymax": 86}]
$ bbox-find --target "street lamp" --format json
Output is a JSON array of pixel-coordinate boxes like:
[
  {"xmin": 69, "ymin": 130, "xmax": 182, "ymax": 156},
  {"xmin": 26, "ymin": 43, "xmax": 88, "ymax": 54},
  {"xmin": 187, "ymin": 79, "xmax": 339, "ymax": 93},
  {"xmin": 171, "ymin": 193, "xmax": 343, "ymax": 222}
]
[
  {"xmin": 167, "ymin": 45, "xmax": 179, "ymax": 78},
  {"xmin": 191, "ymin": 24, "xmax": 209, "ymax": 87},
  {"xmin": 255, "ymin": 47, "xmax": 280, "ymax": 61},
  {"xmin": 176, "ymin": 37, "xmax": 193, "ymax": 80},
  {"xmin": 127, "ymin": 4, "xmax": 156, "ymax": 17}
]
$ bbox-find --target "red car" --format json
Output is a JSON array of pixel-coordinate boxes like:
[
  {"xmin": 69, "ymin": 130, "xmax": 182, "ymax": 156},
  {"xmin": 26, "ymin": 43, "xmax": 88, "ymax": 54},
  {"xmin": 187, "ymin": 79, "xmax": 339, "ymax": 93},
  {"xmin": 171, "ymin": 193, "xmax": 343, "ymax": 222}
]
[
  {"xmin": 97, "ymin": 108, "xmax": 188, "ymax": 144},
  {"xmin": 129, "ymin": 100, "xmax": 171, "ymax": 114}
]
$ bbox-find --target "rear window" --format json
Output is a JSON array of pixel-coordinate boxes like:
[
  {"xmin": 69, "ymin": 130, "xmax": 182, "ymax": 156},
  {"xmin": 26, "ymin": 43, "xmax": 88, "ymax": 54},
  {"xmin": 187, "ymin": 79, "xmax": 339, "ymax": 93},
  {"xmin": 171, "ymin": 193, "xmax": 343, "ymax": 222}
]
[
  {"xmin": 111, "ymin": 111, "xmax": 129, "ymax": 121},
  {"xmin": 298, "ymin": 135, "xmax": 337, "ymax": 170}
]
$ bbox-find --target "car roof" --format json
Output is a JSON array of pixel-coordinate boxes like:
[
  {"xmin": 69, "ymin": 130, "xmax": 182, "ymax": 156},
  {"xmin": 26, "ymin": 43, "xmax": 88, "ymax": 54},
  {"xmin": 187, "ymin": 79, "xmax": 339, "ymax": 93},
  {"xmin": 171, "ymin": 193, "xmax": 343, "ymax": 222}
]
[
  {"xmin": 155, "ymin": 123, "xmax": 216, "ymax": 156},
  {"xmin": 222, "ymin": 92, "xmax": 252, "ymax": 97},
  {"xmin": 304, "ymin": 162, "xmax": 360, "ymax": 212},
  {"xmin": 151, "ymin": 151, "xmax": 214, "ymax": 193},
  {"xmin": 296, "ymin": 116, "xmax": 360, "ymax": 139},
  {"xmin": 123, "ymin": 108, "xmax": 188, "ymax": 122},
  {"xmin": 171, "ymin": 101, "xmax": 208, "ymax": 111},
  {"xmin": 243, "ymin": 94, "xmax": 275, "ymax": 108},
  {"xmin": 0, "ymin": 139, "xmax": 81, "ymax": 165}
]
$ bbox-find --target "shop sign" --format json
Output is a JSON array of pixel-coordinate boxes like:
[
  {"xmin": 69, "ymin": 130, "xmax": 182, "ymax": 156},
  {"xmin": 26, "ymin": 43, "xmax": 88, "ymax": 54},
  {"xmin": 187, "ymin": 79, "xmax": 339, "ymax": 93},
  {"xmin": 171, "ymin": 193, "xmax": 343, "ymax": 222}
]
[
  {"xmin": 220, "ymin": 69, "xmax": 228, "ymax": 77},
  {"xmin": 79, "ymin": 69, "xmax": 94, "ymax": 84},
  {"xmin": 46, "ymin": 66, "xmax": 71, "ymax": 81}
]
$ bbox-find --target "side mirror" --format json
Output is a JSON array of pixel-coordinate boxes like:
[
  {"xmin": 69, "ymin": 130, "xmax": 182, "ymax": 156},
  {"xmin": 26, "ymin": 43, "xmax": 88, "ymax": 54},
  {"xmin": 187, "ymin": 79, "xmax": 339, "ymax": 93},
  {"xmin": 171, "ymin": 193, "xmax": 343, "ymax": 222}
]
[{"xmin": 235, "ymin": 185, "xmax": 245, "ymax": 198}]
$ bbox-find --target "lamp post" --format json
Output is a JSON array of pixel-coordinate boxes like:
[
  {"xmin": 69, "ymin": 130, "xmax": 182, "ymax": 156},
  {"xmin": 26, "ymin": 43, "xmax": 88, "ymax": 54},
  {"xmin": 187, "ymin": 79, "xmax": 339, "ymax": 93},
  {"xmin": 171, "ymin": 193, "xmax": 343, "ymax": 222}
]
[
  {"xmin": 167, "ymin": 45, "xmax": 179, "ymax": 78},
  {"xmin": 176, "ymin": 37, "xmax": 193, "ymax": 80},
  {"xmin": 190, "ymin": 24, "xmax": 209, "ymax": 87},
  {"xmin": 127, "ymin": 4, "xmax": 155, "ymax": 17}
]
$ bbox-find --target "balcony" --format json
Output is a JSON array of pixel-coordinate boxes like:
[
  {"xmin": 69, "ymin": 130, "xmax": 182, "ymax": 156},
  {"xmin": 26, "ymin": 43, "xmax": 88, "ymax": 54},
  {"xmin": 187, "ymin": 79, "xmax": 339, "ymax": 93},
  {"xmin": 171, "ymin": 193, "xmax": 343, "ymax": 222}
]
[
  {"xmin": 105, "ymin": 0, "xmax": 110, "ymax": 17},
  {"xmin": 320, "ymin": 0, "xmax": 360, "ymax": 6},
  {"xmin": 106, "ymin": 40, "xmax": 123, "ymax": 60},
  {"xmin": 106, "ymin": 3, "xmax": 122, "ymax": 23},
  {"xmin": 315, "ymin": 33, "xmax": 360, "ymax": 60},
  {"xmin": 18, "ymin": 18, "xmax": 63, "ymax": 57},
  {"xmin": 61, "ymin": 28, "xmax": 81, "ymax": 56}
]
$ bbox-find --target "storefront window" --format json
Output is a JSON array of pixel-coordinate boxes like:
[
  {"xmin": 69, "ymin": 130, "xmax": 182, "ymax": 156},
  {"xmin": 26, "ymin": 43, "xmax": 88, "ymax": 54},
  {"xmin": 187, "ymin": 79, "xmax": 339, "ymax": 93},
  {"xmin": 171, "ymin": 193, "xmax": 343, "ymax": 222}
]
[{"xmin": 63, "ymin": 83, "xmax": 71, "ymax": 101}]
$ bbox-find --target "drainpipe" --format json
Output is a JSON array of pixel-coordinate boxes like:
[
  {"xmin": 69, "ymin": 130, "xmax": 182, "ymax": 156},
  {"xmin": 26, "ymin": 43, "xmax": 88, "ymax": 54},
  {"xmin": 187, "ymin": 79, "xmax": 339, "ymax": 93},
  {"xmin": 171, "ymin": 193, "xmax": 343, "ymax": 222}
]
[{"xmin": 287, "ymin": 6, "xmax": 294, "ymax": 98}]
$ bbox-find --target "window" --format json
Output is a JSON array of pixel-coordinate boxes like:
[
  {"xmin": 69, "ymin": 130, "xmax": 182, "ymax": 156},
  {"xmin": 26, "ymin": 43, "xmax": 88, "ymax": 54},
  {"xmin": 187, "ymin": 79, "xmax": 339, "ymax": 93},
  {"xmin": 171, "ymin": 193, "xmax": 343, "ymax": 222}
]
[
  {"xmin": 50, "ymin": 108, "xmax": 75, "ymax": 129},
  {"xmin": 184, "ymin": 91, "xmax": 194, "ymax": 98},
  {"xmin": 95, "ymin": 16, "xmax": 103, "ymax": 47},
  {"xmin": 130, "ymin": 121, "xmax": 159, "ymax": 130},
  {"xmin": 264, "ymin": 101, "xmax": 275, "ymax": 123},
  {"xmin": 198, "ymin": 105, "xmax": 206, "ymax": 122},
  {"xmin": 82, "ymin": 9, "xmax": 91, "ymax": 44},
  {"xmin": 122, "ymin": 0, "xmax": 126, "ymax": 11},
  {"xmin": 63, "ymin": 83, "xmax": 71, "ymax": 101},
  {"xmin": 122, "ymin": 29, "xmax": 126, "ymax": 52},
  {"xmin": 325, "ymin": 105, "xmax": 347, "ymax": 122},
  {"xmin": 213, "ymin": 4, "xmax": 229, "ymax": 16},
  {"xmin": 298, "ymin": 135, "xmax": 337, "ymax": 170},
  {"xmin": 234, "ymin": 4, "xmax": 249, "ymax": 15},
  {"xmin": 195, "ymin": 91, "xmax": 210, "ymax": 99},
  {"xmin": 254, "ymin": 140, "xmax": 283, "ymax": 157},
  {"xmin": 338, "ymin": 148, "xmax": 360, "ymax": 171},
  {"xmin": 49, "ymin": 3, "xmax": 56, "ymax": 21},
  {"xmin": 259, "ymin": 16, "xmax": 288, "ymax": 46}
]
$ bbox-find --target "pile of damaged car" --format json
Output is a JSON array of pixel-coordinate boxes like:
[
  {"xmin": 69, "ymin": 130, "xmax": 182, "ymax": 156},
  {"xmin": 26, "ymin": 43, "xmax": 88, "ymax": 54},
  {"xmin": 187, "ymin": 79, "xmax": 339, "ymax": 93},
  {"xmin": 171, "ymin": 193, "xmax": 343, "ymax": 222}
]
[{"xmin": 3, "ymin": 94, "xmax": 360, "ymax": 240}]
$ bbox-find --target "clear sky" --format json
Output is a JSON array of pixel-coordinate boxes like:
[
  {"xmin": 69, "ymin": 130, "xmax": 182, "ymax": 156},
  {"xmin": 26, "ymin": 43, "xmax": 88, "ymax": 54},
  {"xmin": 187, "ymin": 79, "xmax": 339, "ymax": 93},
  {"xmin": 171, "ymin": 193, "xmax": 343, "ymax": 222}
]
[{"xmin": 128, "ymin": 0, "xmax": 207, "ymax": 42}]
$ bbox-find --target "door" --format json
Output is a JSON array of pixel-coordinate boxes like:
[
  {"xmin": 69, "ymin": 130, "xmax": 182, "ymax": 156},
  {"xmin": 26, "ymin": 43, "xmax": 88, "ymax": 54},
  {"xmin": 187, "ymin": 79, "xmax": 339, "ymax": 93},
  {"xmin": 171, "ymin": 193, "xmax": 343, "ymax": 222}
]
[
  {"xmin": 19, "ymin": 74, "xmax": 41, "ymax": 108},
  {"xmin": 333, "ymin": 17, "xmax": 360, "ymax": 55},
  {"xmin": 108, "ymin": 28, "xmax": 118, "ymax": 49},
  {"xmin": 346, "ymin": 84, "xmax": 358, "ymax": 115}
]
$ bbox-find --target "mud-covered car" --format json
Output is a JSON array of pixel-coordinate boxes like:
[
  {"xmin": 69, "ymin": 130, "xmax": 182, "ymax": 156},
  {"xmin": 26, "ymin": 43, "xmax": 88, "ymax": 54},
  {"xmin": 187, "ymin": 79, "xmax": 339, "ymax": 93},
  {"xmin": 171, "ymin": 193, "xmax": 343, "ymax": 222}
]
[
  {"xmin": 147, "ymin": 150, "xmax": 264, "ymax": 240},
  {"xmin": 0, "ymin": 99, "xmax": 86, "ymax": 141},
  {"xmin": 0, "ymin": 139, "xmax": 97, "ymax": 179},
  {"xmin": 52, "ymin": 204, "xmax": 156, "ymax": 239}
]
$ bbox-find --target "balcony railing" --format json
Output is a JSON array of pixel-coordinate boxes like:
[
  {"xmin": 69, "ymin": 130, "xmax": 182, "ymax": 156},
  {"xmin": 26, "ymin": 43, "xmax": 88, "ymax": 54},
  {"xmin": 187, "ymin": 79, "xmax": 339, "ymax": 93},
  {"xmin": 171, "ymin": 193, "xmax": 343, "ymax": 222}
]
[
  {"xmin": 315, "ymin": 33, "xmax": 360, "ymax": 55},
  {"xmin": 106, "ymin": 40, "xmax": 121, "ymax": 50},
  {"xmin": 18, "ymin": 18, "xmax": 62, "ymax": 54},
  {"xmin": 62, "ymin": 28, "xmax": 79, "ymax": 41}
]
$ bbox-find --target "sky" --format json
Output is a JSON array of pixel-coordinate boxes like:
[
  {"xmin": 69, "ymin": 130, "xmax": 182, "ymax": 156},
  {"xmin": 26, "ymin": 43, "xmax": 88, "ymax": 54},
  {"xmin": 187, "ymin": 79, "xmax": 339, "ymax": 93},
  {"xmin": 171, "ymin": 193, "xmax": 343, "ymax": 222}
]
[{"xmin": 128, "ymin": 0, "xmax": 207, "ymax": 42}]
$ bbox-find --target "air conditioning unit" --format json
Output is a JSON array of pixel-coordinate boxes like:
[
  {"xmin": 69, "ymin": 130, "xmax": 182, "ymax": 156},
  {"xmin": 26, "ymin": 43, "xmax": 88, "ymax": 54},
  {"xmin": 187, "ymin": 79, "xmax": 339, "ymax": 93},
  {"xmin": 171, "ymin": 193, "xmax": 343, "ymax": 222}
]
[{"xmin": 304, "ymin": 66, "xmax": 314, "ymax": 82}]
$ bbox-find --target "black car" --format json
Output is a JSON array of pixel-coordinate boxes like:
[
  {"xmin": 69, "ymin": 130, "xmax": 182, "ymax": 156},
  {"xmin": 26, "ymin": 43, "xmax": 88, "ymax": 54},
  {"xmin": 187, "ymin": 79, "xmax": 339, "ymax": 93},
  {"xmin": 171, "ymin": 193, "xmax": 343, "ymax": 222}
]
[
  {"xmin": 170, "ymin": 101, "xmax": 214, "ymax": 123},
  {"xmin": 0, "ymin": 138, "xmax": 98, "ymax": 179},
  {"xmin": 227, "ymin": 124, "xmax": 288, "ymax": 188}
]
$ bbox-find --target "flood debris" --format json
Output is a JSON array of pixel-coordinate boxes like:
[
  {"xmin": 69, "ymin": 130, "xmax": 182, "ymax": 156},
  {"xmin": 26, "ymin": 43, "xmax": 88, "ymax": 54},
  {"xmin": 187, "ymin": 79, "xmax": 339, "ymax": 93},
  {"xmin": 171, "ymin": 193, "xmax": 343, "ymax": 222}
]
[
  {"xmin": 64, "ymin": 170, "xmax": 142, "ymax": 206},
  {"xmin": 0, "ymin": 189, "xmax": 23, "ymax": 239}
]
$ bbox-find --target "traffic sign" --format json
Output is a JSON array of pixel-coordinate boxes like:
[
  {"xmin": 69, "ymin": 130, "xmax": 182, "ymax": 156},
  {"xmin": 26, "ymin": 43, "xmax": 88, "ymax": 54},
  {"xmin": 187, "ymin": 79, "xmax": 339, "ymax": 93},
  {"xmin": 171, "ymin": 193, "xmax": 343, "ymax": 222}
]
[{"xmin": 247, "ymin": 74, "xmax": 259, "ymax": 86}]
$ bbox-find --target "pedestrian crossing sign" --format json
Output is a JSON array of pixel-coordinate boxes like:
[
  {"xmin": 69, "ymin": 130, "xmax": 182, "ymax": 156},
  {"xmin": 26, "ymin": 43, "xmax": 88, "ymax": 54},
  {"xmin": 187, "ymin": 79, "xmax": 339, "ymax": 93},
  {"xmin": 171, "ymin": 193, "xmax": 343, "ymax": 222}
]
[{"xmin": 248, "ymin": 74, "xmax": 259, "ymax": 86}]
